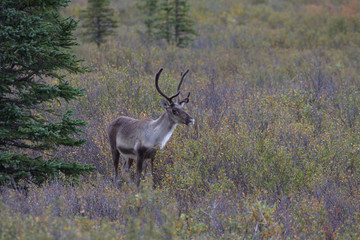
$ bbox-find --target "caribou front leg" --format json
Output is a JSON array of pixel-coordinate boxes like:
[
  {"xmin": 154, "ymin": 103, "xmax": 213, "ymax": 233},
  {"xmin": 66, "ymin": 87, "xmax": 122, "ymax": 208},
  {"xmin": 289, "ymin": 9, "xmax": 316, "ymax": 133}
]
[
  {"xmin": 147, "ymin": 148, "xmax": 158, "ymax": 189},
  {"xmin": 121, "ymin": 158, "xmax": 134, "ymax": 182},
  {"xmin": 135, "ymin": 147, "xmax": 146, "ymax": 187},
  {"xmin": 150, "ymin": 158, "xmax": 160, "ymax": 189}
]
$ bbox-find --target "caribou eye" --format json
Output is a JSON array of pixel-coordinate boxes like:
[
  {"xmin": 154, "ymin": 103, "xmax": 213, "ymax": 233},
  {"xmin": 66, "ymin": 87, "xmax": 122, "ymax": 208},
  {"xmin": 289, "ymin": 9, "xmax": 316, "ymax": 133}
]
[{"xmin": 172, "ymin": 109, "xmax": 178, "ymax": 115}]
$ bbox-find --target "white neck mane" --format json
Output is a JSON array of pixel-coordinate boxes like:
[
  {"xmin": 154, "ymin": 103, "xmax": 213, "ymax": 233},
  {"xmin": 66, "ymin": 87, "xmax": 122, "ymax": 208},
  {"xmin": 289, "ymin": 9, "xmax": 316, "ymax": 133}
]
[
  {"xmin": 149, "ymin": 112, "xmax": 178, "ymax": 149},
  {"xmin": 160, "ymin": 124, "xmax": 177, "ymax": 149}
]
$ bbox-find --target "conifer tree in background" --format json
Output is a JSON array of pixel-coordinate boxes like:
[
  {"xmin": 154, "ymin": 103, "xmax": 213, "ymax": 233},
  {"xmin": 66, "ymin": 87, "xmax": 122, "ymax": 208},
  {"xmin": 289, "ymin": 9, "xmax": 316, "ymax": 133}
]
[
  {"xmin": 155, "ymin": 0, "xmax": 174, "ymax": 44},
  {"xmin": 0, "ymin": 0, "xmax": 94, "ymax": 187},
  {"xmin": 173, "ymin": 0, "xmax": 196, "ymax": 47},
  {"xmin": 138, "ymin": 0, "xmax": 196, "ymax": 47},
  {"xmin": 81, "ymin": 0, "xmax": 117, "ymax": 48},
  {"xmin": 137, "ymin": 0, "xmax": 158, "ymax": 40}
]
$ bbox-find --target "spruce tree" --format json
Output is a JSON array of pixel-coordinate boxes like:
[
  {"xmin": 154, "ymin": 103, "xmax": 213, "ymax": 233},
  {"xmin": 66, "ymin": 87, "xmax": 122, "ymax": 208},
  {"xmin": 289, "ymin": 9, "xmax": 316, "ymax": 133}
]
[
  {"xmin": 0, "ymin": 0, "xmax": 94, "ymax": 186},
  {"xmin": 155, "ymin": 0, "xmax": 174, "ymax": 44},
  {"xmin": 137, "ymin": 0, "xmax": 158, "ymax": 40},
  {"xmin": 173, "ymin": 0, "xmax": 196, "ymax": 47},
  {"xmin": 81, "ymin": 0, "xmax": 117, "ymax": 48},
  {"xmin": 154, "ymin": 0, "xmax": 196, "ymax": 47}
]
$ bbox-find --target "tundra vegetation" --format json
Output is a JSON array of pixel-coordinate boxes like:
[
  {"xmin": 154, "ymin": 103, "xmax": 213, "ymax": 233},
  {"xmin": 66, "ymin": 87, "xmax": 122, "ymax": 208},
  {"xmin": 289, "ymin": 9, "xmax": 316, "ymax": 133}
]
[{"xmin": 1, "ymin": 0, "xmax": 360, "ymax": 239}]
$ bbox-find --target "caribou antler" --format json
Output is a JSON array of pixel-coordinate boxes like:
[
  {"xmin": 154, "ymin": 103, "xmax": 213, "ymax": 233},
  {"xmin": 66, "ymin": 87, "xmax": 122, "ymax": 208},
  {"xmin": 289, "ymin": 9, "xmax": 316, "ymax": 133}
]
[
  {"xmin": 177, "ymin": 69, "xmax": 190, "ymax": 104},
  {"xmin": 177, "ymin": 69, "xmax": 189, "ymax": 93},
  {"xmin": 155, "ymin": 68, "xmax": 180, "ymax": 104},
  {"xmin": 179, "ymin": 92, "xmax": 190, "ymax": 104}
]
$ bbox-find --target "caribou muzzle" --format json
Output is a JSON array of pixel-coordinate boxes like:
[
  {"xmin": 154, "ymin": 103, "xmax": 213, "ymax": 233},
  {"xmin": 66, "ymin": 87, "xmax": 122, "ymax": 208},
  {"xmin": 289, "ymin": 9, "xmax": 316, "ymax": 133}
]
[{"xmin": 186, "ymin": 118, "xmax": 195, "ymax": 126}]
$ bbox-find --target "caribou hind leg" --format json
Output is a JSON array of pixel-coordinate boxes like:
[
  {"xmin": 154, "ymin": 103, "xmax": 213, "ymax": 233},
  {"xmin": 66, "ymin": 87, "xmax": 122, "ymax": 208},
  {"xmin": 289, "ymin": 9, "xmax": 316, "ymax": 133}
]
[{"xmin": 111, "ymin": 148, "xmax": 120, "ymax": 183}]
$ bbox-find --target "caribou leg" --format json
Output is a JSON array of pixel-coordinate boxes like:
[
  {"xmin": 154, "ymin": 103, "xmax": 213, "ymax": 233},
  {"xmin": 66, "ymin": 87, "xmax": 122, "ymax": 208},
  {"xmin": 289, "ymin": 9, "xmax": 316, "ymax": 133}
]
[
  {"xmin": 135, "ymin": 148, "xmax": 146, "ymax": 187},
  {"xmin": 127, "ymin": 158, "xmax": 135, "ymax": 182},
  {"xmin": 119, "ymin": 158, "xmax": 134, "ymax": 183},
  {"xmin": 111, "ymin": 149, "xmax": 120, "ymax": 183},
  {"xmin": 150, "ymin": 158, "xmax": 159, "ymax": 189},
  {"xmin": 121, "ymin": 158, "xmax": 134, "ymax": 173}
]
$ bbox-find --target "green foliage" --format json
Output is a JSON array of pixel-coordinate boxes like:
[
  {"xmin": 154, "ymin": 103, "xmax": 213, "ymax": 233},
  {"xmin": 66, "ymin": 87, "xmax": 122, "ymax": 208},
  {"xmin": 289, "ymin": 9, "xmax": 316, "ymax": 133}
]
[
  {"xmin": 154, "ymin": 0, "xmax": 174, "ymax": 44},
  {"xmin": 0, "ymin": 152, "xmax": 93, "ymax": 186},
  {"xmin": 137, "ymin": 0, "xmax": 158, "ymax": 40},
  {"xmin": 138, "ymin": 0, "xmax": 197, "ymax": 47},
  {"xmin": 0, "ymin": 0, "xmax": 94, "ymax": 186},
  {"xmin": 80, "ymin": 0, "xmax": 117, "ymax": 47},
  {"xmin": 173, "ymin": 0, "xmax": 197, "ymax": 47}
]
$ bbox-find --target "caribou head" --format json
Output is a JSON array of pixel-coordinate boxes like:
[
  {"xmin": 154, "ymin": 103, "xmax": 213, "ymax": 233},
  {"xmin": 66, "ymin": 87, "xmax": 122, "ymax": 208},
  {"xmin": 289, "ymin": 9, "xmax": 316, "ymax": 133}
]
[{"xmin": 156, "ymin": 68, "xmax": 195, "ymax": 127}]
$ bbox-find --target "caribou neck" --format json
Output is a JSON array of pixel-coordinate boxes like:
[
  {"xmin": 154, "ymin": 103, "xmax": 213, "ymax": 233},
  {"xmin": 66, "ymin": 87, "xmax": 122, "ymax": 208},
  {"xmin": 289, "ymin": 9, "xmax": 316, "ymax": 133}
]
[{"xmin": 151, "ymin": 112, "xmax": 178, "ymax": 149}]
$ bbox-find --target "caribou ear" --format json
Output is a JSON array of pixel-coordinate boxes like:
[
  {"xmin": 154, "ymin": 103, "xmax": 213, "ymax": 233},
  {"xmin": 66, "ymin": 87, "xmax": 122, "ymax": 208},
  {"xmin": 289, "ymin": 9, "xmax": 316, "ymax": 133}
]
[{"xmin": 161, "ymin": 100, "xmax": 170, "ymax": 109}]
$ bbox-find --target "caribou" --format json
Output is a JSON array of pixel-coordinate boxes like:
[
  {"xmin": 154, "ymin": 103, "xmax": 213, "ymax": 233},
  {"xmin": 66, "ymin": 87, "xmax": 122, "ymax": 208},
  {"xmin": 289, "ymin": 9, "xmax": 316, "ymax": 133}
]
[{"xmin": 108, "ymin": 68, "xmax": 195, "ymax": 187}]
